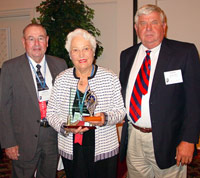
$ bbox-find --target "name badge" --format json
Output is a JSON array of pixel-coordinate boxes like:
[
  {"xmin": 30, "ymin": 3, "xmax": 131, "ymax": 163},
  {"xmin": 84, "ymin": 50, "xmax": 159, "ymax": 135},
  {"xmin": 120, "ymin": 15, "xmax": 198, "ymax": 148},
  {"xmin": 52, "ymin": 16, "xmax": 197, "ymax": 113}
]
[
  {"xmin": 39, "ymin": 89, "xmax": 51, "ymax": 102},
  {"xmin": 164, "ymin": 70, "xmax": 183, "ymax": 85}
]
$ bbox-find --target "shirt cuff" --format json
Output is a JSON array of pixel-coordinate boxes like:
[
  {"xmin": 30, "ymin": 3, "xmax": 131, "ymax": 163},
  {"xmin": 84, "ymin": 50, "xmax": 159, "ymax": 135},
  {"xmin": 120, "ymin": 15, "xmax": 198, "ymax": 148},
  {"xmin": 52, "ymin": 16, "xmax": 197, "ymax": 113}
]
[{"xmin": 60, "ymin": 123, "xmax": 69, "ymax": 137}]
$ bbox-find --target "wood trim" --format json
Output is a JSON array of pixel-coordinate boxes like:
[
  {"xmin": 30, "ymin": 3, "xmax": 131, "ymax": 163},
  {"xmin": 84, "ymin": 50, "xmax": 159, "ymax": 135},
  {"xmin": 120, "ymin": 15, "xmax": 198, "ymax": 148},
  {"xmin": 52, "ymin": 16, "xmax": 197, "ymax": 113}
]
[{"xmin": 133, "ymin": 0, "xmax": 138, "ymax": 45}]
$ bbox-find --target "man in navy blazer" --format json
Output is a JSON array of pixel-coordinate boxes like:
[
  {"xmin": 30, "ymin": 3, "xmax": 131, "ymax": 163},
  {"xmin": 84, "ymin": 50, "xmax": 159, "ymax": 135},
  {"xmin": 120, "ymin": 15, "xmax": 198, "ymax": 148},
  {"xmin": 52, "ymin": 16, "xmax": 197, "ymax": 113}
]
[
  {"xmin": 0, "ymin": 24, "xmax": 67, "ymax": 178},
  {"xmin": 119, "ymin": 4, "xmax": 200, "ymax": 178}
]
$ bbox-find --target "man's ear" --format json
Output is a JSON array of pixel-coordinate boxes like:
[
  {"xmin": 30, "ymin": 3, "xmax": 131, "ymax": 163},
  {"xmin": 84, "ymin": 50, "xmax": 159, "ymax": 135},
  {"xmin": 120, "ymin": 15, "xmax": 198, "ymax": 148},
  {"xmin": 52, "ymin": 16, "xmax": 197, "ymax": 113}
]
[
  {"xmin": 134, "ymin": 24, "xmax": 139, "ymax": 36},
  {"xmin": 46, "ymin": 36, "xmax": 49, "ymax": 47},
  {"xmin": 21, "ymin": 37, "xmax": 26, "ymax": 49}
]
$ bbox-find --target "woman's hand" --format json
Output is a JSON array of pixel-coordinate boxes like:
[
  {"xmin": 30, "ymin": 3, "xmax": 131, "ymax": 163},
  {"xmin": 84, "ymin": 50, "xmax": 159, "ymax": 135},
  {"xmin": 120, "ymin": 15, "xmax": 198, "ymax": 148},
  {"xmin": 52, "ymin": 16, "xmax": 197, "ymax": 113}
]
[
  {"xmin": 64, "ymin": 121, "xmax": 89, "ymax": 134},
  {"xmin": 65, "ymin": 126, "xmax": 89, "ymax": 134}
]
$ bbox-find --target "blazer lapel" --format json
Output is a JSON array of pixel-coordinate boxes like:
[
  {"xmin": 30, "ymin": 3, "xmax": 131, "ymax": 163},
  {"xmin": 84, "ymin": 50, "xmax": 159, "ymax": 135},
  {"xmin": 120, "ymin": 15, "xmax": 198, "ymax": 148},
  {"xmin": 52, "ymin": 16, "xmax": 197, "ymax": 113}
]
[
  {"xmin": 122, "ymin": 44, "xmax": 140, "ymax": 97},
  {"xmin": 46, "ymin": 56, "xmax": 57, "ymax": 83},
  {"xmin": 19, "ymin": 54, "xmax": 39, "ymax": 108},
  {"xmin": 150, "ymin": 39, "xmax": 172, "ymax": 96}
]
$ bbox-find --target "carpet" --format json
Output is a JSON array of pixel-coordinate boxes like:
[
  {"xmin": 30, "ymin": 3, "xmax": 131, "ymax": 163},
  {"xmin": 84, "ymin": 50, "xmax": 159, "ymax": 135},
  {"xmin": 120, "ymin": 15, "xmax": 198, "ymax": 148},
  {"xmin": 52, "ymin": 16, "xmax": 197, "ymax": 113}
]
[
  {"xmin": 0, "ymin": 152, "xmax": 11, "ymax": 178},
  {"xmin": 188, "ymin": 150, "xmax": 200, "ymax": 178},
  {"xmin": 0, "ymin": 149, "xmax": 199, "ymax": 178}
]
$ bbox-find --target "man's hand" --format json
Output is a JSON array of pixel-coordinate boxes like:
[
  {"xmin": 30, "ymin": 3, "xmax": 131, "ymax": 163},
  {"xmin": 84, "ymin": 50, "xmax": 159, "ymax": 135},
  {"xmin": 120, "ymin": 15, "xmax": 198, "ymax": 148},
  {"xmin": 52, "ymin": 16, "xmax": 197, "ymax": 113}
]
[
  {"xmin": 5, "ymin": 146, "xmax": 20, "ymax": 160},
  {"xmin": 176, "ymin": 141, "xmax": 194, "ymax": 166}
]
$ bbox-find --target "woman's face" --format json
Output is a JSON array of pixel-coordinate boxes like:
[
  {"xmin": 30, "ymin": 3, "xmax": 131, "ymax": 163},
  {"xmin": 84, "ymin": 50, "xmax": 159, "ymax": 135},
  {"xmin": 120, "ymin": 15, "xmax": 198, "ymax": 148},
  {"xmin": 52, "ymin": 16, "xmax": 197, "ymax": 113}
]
[{"xmin": 70, "ymin": 35, "xmax": 94, "ymax": 73}]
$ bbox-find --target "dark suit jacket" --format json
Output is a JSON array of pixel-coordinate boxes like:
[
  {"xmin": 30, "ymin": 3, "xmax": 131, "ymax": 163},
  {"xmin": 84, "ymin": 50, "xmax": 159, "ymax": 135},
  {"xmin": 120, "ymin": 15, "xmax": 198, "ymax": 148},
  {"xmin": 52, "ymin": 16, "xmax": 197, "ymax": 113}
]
[
  {"xmin": 0, "ymin": 53, "xmax": 67, "ymax": 161},
  {"xmin": 119, "ymin": 38, "xmax": 200, "ymax": 169}
]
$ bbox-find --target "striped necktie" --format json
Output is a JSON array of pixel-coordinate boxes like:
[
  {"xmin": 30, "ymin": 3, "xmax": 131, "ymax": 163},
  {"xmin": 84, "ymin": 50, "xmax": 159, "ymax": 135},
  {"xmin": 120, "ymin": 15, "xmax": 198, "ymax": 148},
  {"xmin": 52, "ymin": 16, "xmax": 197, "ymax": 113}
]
[
  {"xmin": 129, "ymin": 50, "xmax": 151, "ymax": 123},
  {"xmin": 36, "ymin": 64, "xmax": 49, "ymax": 91}
]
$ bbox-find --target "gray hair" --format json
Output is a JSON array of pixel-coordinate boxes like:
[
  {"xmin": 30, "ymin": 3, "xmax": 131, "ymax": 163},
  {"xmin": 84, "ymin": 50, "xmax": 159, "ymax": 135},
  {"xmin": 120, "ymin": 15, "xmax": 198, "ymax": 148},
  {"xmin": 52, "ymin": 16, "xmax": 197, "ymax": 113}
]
[
  {"xmin": 23, "ymin": 23, "xmax": 47, "ymax": 37},
  {"xmin": 65, "ymin": 28, "xmax": 96, "ymax": 53},
  {"xmin": 135, "ymin": 4, "xmax": 166, "ymax": 24}
]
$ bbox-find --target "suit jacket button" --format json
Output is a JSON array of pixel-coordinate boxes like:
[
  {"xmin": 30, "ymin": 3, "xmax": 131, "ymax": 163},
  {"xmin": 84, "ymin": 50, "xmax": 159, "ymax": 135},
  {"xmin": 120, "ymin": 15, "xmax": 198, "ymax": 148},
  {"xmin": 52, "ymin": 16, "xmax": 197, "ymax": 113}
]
[
  {"xmin": 37, "ymin": 120, "xmax": 40, "ymax": 123},
  {"xmin": 34, "ymin": 135, "xmax": 38, "ymax": 137}
]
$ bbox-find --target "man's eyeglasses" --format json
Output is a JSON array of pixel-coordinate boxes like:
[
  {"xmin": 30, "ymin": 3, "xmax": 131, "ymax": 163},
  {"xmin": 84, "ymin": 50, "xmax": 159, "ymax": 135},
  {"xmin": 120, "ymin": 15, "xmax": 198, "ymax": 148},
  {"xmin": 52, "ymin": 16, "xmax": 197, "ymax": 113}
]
[{"xmin": 25, "ymin": 36, "xmax": 46, "ymax": 44}]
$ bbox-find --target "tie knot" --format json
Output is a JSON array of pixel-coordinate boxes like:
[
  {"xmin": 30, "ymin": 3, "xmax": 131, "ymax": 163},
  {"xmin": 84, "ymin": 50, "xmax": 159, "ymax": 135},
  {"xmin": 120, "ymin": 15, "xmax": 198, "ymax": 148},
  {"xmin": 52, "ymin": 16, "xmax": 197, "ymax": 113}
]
[
  {"xmin": 36, "ymin": 64, "xmax": 41, "ymax": 71},
  {"xmin": 146, "ymin": 50, "xmax": 151, "ymax": 55}
]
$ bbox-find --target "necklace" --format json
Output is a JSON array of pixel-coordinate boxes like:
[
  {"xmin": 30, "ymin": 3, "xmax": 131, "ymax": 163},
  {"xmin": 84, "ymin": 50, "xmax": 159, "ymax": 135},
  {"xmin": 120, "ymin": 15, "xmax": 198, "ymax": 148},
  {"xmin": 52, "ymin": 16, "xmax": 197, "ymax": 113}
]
[{"xmin": 77, "ymin": 65, "xmax": 94, "ymax": 116}]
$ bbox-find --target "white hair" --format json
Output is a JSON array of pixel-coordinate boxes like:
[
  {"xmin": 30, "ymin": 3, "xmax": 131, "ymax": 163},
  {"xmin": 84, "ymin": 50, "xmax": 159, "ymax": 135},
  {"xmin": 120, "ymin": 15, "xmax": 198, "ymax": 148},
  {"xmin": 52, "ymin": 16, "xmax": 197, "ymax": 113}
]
[
  {"xmin": 65, "ymin": 28, "xmax": 97, "ymax": 54},
  {"xmin": 135, "ymin": 4, "xmax": 166, "ymax": 24}
]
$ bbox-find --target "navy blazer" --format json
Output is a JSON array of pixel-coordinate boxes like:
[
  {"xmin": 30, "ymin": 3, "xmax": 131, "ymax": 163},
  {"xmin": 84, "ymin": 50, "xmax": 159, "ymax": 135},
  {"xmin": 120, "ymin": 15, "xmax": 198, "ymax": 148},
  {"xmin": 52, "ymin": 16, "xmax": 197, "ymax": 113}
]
[{"xmin": 119, "ymin": 38, "xmax": 200, "ymax": 169}]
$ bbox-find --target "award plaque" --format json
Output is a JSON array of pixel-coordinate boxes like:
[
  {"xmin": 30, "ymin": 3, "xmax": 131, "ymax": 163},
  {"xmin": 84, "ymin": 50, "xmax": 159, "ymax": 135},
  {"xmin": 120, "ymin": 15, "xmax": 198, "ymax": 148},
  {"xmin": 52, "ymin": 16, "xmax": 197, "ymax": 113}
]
[{"xmin": 64, "ymin": 88, "xmax": 101, "ymax": 129}]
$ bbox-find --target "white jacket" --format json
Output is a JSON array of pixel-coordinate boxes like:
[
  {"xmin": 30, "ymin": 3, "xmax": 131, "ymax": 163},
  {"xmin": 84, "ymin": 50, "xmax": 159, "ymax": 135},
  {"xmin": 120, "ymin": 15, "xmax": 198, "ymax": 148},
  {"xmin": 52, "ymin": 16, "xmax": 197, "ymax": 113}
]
[{"xmin": 47, "ymin": 66, "xmax": 126, "ymax": 162}]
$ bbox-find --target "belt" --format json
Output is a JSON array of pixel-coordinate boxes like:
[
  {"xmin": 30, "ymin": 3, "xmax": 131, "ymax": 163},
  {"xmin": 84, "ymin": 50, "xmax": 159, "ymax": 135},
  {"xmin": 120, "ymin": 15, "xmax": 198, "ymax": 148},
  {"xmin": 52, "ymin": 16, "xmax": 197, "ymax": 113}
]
[
  {"xmin": 40, "ymin": 120, "xmax": 50, "ymax": 127},
  {"xmin": 131, "ymin": 123, "xmax": 152, "ymax": 133}
]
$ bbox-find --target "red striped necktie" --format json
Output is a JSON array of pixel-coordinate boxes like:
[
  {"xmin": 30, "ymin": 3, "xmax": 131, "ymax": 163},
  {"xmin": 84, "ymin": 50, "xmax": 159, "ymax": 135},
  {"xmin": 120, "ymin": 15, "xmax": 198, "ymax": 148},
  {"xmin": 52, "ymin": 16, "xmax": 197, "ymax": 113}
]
[{"xmin": 129, "ymin": 50, "xmax": 151, "ymax": 123}]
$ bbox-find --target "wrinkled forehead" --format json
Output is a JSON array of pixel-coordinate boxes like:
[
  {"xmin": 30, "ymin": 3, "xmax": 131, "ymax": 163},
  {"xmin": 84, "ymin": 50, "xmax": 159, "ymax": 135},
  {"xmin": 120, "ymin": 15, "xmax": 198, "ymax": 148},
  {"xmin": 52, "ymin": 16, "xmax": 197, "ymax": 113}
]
[
  {"xmin": 24, "ymin": 26, "xmax": 47, "ymax": 37},
  {"xmin": 135, "ymin": 8, "xmax": 166, "ymax": 24},
  {"xmin": 137, "ymin": 11, "xmax": 162, "ymax": 21}
]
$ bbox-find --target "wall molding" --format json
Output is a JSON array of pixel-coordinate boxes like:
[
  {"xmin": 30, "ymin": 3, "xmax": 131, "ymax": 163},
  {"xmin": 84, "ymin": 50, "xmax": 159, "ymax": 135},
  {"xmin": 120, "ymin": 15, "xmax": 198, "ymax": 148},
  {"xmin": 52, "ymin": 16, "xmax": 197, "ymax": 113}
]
[{"xmin": 0, "ymin": 8, "xmax": 35, "ymax": 19}]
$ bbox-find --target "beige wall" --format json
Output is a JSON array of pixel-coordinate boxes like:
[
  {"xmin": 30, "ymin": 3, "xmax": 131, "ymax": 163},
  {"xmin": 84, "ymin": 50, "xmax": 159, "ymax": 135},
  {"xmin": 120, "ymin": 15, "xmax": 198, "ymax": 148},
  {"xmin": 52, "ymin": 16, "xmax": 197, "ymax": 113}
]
[
  {"xmin": 138, "ymin": 0, "xmax": 200, "ymax": 53},
  {"xmin": 88, "ymin": 0, "xmax": 133, "ymax": 74},
  {"xmin": 0, "ymin": 0, "xmax": 39, "ymax": 10},
  {"xmin": 159, "ymin": 0, "xmax": 200, "ymax": 52},
  {"xmin": 0, "ymin": 0, "xmax": 200, "ymax": 72},
  {"xmin": 0, "ymin": 0, "xmax": 133, "ymax": 75}
]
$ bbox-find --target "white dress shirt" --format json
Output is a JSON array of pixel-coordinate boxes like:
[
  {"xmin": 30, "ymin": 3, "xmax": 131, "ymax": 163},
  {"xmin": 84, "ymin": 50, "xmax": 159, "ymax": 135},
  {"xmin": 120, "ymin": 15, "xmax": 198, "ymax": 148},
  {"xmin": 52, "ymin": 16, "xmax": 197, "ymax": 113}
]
[
  {"xmin": 27, "ymin": 55, "xmax": 53, "ymax": 99},
  {"xmin": 126, "ymin": 44, "xmax": 161, "ymax": 128}
]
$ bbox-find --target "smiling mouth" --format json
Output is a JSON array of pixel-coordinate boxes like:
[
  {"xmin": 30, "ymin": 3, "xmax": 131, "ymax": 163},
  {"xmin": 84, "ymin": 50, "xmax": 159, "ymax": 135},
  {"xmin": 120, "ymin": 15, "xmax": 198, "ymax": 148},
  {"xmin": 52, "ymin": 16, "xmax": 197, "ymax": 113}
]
[{"xmin": 79, "ymin": 59, "xmax": 87, "ymax": 63}]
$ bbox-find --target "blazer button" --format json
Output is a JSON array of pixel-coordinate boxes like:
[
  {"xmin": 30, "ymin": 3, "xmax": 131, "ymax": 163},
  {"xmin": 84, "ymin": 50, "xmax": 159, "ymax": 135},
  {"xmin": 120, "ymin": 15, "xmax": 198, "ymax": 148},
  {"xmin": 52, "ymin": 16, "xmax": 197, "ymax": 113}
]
[
  {"xmin": 37, "ymin": 120, "xmax": 40, "ymax": 123},
  {"xmin": 34, "ymin": 134, "xmax": 38, "ymax": 137}
]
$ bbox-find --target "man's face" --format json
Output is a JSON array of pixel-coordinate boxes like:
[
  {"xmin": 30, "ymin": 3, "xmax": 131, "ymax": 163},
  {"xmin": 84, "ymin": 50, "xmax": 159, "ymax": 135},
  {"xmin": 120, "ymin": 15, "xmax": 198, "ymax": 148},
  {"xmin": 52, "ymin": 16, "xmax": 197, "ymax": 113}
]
[
  {"xmin": 22, "ymin": 26, "xmax": 49, "ymax": 63},
  {"xmin": 135, "ymin": 11, "xmax": 166, "ymax": 49}
]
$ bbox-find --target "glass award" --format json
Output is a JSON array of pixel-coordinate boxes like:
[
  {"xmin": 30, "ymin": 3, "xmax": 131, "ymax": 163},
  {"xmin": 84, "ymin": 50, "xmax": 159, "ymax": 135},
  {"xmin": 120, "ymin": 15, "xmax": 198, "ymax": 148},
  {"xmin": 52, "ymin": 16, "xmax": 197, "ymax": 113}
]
[{"xmin": 64, "ymin": 88, "xmax": 100, "ymax": 129}]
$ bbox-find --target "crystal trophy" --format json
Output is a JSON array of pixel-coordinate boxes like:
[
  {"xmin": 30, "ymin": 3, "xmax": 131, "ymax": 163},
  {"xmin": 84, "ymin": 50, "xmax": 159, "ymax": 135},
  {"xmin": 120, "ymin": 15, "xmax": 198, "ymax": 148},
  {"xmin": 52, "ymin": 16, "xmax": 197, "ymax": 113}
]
[{"xmin": 64, "ymin": 88, "xmax": 100, "ymax": 129}]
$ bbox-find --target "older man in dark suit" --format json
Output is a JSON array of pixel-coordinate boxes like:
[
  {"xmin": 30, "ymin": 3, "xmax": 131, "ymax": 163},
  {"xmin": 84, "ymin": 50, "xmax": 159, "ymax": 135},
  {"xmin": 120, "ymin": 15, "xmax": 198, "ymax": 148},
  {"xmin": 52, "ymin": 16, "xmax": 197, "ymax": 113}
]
[
  {"xmin": 0, "ymin": 23, "xmax": 67, "ymax": 178},
  {"xmin": 119, "ymin": 4, "xmax": 200, "ymax": 178}
]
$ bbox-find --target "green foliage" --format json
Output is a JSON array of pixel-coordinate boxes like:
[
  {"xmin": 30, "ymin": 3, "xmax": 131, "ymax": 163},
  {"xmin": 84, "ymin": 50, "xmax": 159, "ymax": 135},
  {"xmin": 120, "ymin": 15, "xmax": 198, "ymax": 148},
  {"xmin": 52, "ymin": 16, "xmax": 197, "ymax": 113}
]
[{"xmin": 32, "ymin": 0, "xmax": 103, "ymax": 67}]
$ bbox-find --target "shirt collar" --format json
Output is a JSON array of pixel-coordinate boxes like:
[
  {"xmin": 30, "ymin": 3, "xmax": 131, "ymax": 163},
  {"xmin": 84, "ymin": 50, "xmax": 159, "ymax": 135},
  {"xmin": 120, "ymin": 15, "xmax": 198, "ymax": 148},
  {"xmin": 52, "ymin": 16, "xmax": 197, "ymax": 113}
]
[
  {"xmin": 27, "ymin": 54, "xmax": 46, "ymax": 69},
  {"xmin": 141, "ymin": 44, "xmax": 161, "ymax": 54}
]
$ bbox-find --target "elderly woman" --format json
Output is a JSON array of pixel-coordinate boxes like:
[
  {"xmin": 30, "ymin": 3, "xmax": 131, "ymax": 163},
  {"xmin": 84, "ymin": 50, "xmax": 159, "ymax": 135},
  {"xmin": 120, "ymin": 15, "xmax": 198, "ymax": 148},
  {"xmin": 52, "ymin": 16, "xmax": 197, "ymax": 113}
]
[{"xmin": 46, "ymin": 28, "xmax": 125, "ymax": 178}]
